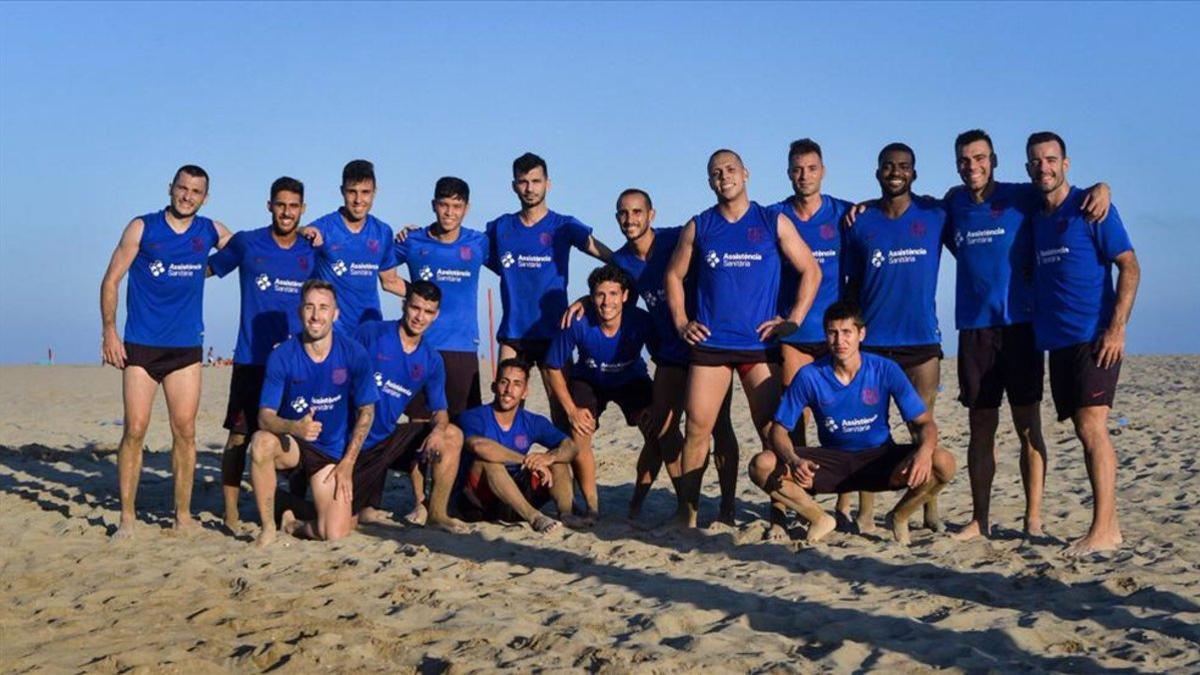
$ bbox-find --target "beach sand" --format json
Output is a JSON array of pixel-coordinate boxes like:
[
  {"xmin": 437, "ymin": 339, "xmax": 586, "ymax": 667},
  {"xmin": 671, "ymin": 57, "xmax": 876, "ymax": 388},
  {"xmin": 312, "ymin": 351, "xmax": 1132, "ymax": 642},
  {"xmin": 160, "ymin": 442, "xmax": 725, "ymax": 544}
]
[{"xmin": 1, "ymin": 357, "xmax": 1198, "ymax": 672}]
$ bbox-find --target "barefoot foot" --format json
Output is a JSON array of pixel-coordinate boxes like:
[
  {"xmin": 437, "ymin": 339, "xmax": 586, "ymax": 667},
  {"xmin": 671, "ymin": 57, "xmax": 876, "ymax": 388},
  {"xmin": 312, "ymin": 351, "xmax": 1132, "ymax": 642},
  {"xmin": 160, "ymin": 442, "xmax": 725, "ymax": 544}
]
[
  {"xmin": 530, "ymin": 515, "xmax": 562, "ymax": 534},
  {"xmin": 112, "ymin": 516, "xmax": 136, "ymax": 541},
  {"xmin": 357, "ymin": 506, "xmax": 392, "ymax": 525},
  {"xmin": 856, "ymin": 513, "xmax": 877, "ymax": 534},
  {"xmin": 255, "ymin": 527, "xmax": 277, "ymax": 548},
  {"xmin": 1063, "ymin": 530, "xmax": 1123, "ymax": 557},
  {"xmin": 428, "ymin": 515, "xmax": 469, "ymax": 534},
  {"xmin": 172, "ymin": 514, "xmax": 201, "ymax": 535},
  {"xmin": 886, "ymin": 511, "xmax": 911, "ymax": 546},
  {"xmin": 805, "ymin": 513, "xmax": 837, "ymax": 544},
  {"xmin": 403, "ymin": 503, "xmax": 428, "ymax": 527},
  {"xmin": 952, "ymin": 520, "xmax": 988, "ymax": 542},
  {"xmin": 763, "ymin": 523, "xmax": 789, "ymax": 542}
]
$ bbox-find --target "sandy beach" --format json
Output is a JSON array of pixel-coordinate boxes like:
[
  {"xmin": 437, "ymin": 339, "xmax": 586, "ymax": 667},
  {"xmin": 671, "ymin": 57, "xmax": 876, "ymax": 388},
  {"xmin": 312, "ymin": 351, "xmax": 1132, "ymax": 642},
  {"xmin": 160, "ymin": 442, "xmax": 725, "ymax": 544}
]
[{"xmin": 1, "ymin": 357, "xmax": 1197, "ymax": 672}]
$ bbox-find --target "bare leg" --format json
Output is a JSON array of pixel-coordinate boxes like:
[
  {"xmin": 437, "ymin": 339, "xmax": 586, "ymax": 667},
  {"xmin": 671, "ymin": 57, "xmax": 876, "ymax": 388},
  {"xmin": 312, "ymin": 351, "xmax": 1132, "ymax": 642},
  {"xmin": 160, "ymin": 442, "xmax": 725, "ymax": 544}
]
[
  {"xmin": 904, "ymin": 357, "xmax": 942, "ymax": 531},
  {"xmin": 679, "ymin": 365, "xmax": 733, "ymax": 527},
  {"xmin": 954, "ymin": 407, "xmax": 1000, "ymax": 541},
  {"xmin": 1012, "ymin": 403, "xmax": 1047, "ymax": 537},
  {"xmin": 570, "ymin": 426, "xmax": 600, "ymax": 523},
  {"xmin": 426, "ymin": 426, "xmax": 468, "ymax": 533},
  {"xmin": 221, "ymin": 431, "xmax": 249, "ymax": 529},
  {"xmin": 631, "ymin": 365, "xmax": 686, "ymax": 518},
  {"xmin": 887, "ymin": 446, "xmax": 956, "ymax": 545},
  {"xmin": 1065, "ymin": 406, "xmax": 1122, "ymax": 555},
  {"xmin": 162, "ymin": 363, "xmax": 202, "ymax": 532},
  {"xmin": 479, "ymin": 461, "xmax": 558, "ymax": 532},
  {"xmin": 114, "ymin": 366, "xmax": 157, "ymax": 540},
  {"xmin": 403, "ymin": 463, "xmax": 428, "ymax": 526},
  {"xmin": 748, "ymin": 451, "xmax": 836, "ymax": 544},
  {"xmin": 249, "ymin": 432, "xmax": 300, "ymax": 547},
  {"xmin": 712, "ymin": 384, "xmax": 741, "ymax": 525}
]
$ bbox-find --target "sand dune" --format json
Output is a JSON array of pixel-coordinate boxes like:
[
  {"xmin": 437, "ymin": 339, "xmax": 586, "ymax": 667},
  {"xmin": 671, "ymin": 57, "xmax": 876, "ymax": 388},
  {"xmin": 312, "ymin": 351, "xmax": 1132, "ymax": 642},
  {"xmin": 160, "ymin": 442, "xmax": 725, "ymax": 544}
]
[{"xmin": 1, "ymin": 358, "xmax": 1198, "ymax": 672}]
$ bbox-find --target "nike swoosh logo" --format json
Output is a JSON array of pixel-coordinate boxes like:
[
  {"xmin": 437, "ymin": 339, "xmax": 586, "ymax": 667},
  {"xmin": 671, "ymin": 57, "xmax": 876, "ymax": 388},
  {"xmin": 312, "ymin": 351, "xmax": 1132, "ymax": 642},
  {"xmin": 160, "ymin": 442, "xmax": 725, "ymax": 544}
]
[{"xmin": 1090, "ymin": 390, "xmax": 1106, "ymax": 399}]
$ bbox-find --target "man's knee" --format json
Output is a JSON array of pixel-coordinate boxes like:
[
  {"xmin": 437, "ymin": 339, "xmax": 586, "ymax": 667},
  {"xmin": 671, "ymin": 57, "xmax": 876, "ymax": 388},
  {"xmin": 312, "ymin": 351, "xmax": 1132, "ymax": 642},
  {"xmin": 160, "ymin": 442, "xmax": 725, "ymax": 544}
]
[
  {"xmin": 168, "ymin": 414, "xmax": 197, "ymax": 441},
  {"xmin": 249, "ymin": 432, "xmax": 278, "ymax": 465},
  {"xmin": 933, "ymin": 447, "xmax": 957, "ymax": 483},
  {"xmin": 748, "ymin": 451, "xmax": 777, "ymax": 487},
  {"xmin": 1072, "ymin": 408, "xmax": 1112, "ymax": 448},
  {"xmin": 968, "ymin": 408, "xmax": 1000, "ymax": 435}
]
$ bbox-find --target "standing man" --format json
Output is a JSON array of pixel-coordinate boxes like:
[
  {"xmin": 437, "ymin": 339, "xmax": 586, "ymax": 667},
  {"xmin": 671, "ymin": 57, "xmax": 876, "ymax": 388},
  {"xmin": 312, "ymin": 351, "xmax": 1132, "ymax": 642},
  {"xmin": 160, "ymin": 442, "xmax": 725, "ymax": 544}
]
[
  {"xmin": 100, "ymin": 164, "xmax": 232, "ymax": 539},
  {"xmin": 305, "ymin": 159, "xmax": 406, "ymax": 333},
  {"xmin": 545, "ymin": 265, "xmax": 656, "ymax": 524},
  {"xmin": 248, "ymin": 280, "xmax": 378, "ymax": 547},
  {"xmin": 1027, "ymin": 131, "xmax": 1138, "ymax": 556},
  {"xmin": 665, "ymin": 149, "xmax": 822, "ymax": 528},
  {"xmin": 207, "ymin": 176, "xmax": 315, "ymax": 530}
]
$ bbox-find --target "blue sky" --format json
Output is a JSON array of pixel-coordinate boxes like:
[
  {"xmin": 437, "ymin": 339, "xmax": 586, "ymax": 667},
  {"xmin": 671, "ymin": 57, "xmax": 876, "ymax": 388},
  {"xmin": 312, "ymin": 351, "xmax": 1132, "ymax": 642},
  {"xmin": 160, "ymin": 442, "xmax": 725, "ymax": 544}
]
[{"xmin": 1, "ymin": 1, "xmax": 1197, "ymax": 363}]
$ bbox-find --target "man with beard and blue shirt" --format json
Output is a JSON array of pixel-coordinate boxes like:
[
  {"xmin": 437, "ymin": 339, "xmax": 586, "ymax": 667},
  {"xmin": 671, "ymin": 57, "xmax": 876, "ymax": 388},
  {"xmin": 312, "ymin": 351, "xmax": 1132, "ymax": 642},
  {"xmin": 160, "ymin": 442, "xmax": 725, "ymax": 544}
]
[
  {"xmin": 249, "ymin": 280, "xmax": 378, "ymax": 548},
  {"xmin": 302, "ymin": 159, "xmax": 406, "ymax": 333},
  {"xmin": 546, "ymin": 264, "xmax": 656, "ymax": 525},
  {"xmin": 100, "ymin": 164, "xmax": 233, "ymax": 539},
  {"xmin": 666, "ymin": 149, "xmax": 822, "ymax": 529},
  {"xmin": 1027, "ymin": 131, "xmax": 1139, "ymax": 556},
  {"xmin": 207, "ymin": 176, "xmax": 315, "ymax": 530},
  {"xmin": 945, "ymin": 130, "xmax": 1111, "ymax": 543},
  {"xmin": 354, "ymin": 281, "xmax": 469, "ymax": 534},
  {"xmin": 749, "ymin": 301, "xmax": 956, "ymax": 546}
]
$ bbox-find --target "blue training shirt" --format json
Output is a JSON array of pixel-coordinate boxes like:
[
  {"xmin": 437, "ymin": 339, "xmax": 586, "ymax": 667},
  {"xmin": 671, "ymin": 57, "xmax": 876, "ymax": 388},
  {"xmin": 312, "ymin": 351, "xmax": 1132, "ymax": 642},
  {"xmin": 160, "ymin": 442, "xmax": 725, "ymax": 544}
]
[
  {"xmin": 355, "ymin": 320, "xmax": 448, "ymax": 449},
  {"xmin": 1032, "ymin": 186, "xmax": 1133, "ymax": 351},
  {"xmin": 458, "ymin": 404, "xmax": 568, "ymax": 477},
  {"xmin": 844, "ymin": 198, "xmax": 947, "ymax": 347},
  {"xmin": 611, "ymin": 226, "xmax": 694, "ymax": 366},
  {"xmin": 771, "ymin": 195, "xmax": 852, "ymax": 344},
  {"xmin": 545, "ymin": 307, "xmax": 653, "ymax": 389},
  {"xmin": 774, "ymin": 352, "xmax": 927, "ymax": 452},
  {"xmin": 692, "ymin": 202, "xmax": 783, "ymax": 351},
  {"xmin": 394, "ymin": 226, "xmax": 488, "ymax": 353},
  {"xmin": 125, "ymin": 209, "xmax": 219, "ymax": 348},
  {"xmin": 259, "ymin": 334, "xmax": 379, "ymax": 460},
  {"xmin": 485, "ymin": 210, "xmax": 593, "ymax": 341},
  {"xmin": 945, "ymin": 183, "xmax": 1039, "ymax": 330},
  {"xmin": 309, "ymin": 211, "xmax": 398, "ymax": 333},
  {"xmin": 208, "ymin": 227, "xmax": 315, "ymax": 365}
]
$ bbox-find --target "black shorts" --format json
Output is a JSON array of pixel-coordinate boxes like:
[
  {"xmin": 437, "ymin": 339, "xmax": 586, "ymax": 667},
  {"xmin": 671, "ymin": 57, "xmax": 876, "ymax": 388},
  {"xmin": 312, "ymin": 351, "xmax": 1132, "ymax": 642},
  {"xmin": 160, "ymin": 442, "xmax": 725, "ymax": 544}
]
[
  {"xmin": 288, "ymin": 436, "xmax": 339, "ymax": 481},
  {"xmin": 782, "ymin": 341, "xmax": 830, "ymax": 360},
  {"xmin": 498, "ymin": 338, "xmax": 552, "ymax": 366},
  {"xmin": 124, "ymin": 342, "xmax": 202, "ymax": 382},
  {"xmin": 690, "ymin": 344, "xmax": 781, "ymax": 367},
  {"xmin": 461, "ymin": 465, "xmax": 550, "ymax": 520},
  {"xmin": 223, "ymin": 364, "xmax": 267, "ymax": 434},
  {"xmin": 405, "ymin": 350, "xmax": 483, "ymax": 421},
  {"xmin": 1048, "ymin": 342, "xmax": 1122, "ymax": 422},
  {"xmin": 957, "ymin": 323, "xmax": 1043, "ymax": 409},
  {"xmin": 862, "ymin": 344, "xmax": 943, "ymax": 371},
  {"xmin": 795, "ymin": 442, "xmax": 914, "ymax": 494},
  {"xmin": 357, "ymin": 422, "xmax": 432, "ymax": 513},
  {"xmin": 567, "ymin": 377, "xmax": 654, "ymax": 428}
]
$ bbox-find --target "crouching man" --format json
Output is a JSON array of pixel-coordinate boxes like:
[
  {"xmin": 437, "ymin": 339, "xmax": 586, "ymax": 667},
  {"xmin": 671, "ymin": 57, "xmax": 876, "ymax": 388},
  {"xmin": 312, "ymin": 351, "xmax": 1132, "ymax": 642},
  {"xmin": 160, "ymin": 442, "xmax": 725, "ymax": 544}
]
[{"xmin": 749, "ymin": 301, "xmax": 956, "ymax": 545}]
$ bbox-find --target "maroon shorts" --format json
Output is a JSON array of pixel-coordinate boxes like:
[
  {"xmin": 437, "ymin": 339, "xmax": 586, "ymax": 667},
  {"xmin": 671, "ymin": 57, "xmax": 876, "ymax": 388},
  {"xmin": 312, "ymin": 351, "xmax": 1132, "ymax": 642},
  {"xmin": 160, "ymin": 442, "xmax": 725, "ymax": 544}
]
[
  {"xmin": 782, "ymin": 341, "xmax": 830, "ymax": 360},
  {"xmin": 404, "ymin": 350, "xmax": 483, "ymax": 421},
  {"xmin": 861, "ymin": 344, "xmax": 943, "ymax": 371},
  {"xmin": 1048, "ymin": 342, "xmax": 1122, "ymax": 421},
  {"xmin": 223, "ymin": 364, "xmax": 267, "ymax": 434},
  {"xmin": 794, "ymin": 442, "xmax": 915, "ymax": 495},
  {"xmin": 498, "ymin": 338, "xmax": 552, "ymax": 366},
  {"xmin": 957, "ymin": 323, "xmax": 1044, "ymax": 409},
  {"xmin": 567, "ymin": 377, "xmax": 654, "ymax": 429},
  {"xmin": 358, "ymin": 422, "xmax": 433, "ymax": 513},
  {"xmin": 124, "ymin": 342, "xmax": 202, "ymax": 382},
  {"xmin": 462, "ymin": 465, "xmax": 550, "ymax": 519}
]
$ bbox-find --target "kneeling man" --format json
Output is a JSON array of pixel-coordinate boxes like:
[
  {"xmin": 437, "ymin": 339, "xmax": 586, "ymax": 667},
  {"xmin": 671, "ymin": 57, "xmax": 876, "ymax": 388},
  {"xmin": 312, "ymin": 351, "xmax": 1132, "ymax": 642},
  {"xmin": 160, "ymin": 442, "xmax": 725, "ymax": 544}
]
[
  {"xmin": 749, "ymin": 301, "xmax": 956, "ymax": 545},
  {"xmin": 249, "ymin": 279, "xmax": 378, "ymax": 547}
]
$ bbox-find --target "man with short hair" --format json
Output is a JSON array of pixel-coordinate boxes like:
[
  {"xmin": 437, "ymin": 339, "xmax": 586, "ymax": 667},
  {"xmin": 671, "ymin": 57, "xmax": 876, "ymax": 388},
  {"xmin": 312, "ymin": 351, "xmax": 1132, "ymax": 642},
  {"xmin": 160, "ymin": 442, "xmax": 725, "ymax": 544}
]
[
  {"xmin": 749, "ymin": 301, "xmax": 956, "ymax": 545},
  {"xmin": 666, "ymin": 149, "xmax": 822, "ymax": 528},
  {"xmin": 1026, "ymin": 131, "xmax": 1138, "ymax": 556},
  {"xmin": 353, "ymin": 280, "xmax": 469, "ymax": 533},
  {"xmin": 248, "ymin": 280, "xmax": 378, "ymax": 547},
  {"xmin": 207, "ymin": 176, "xmax": 315, "ymax": 529},
  {"xmin": 100, "ymin": 164, "xmax": 233, "ymax": 539},
  {"xmin": 304, "ymin": 159, "xmax": 405, "ymax": 334},
  {"xmin": 459, "ymin": 359, "xmax": 580, "ymax": 534},
  {"xmin": 545, "ymin": 264, "xmax": 655, "ymax": 524}
]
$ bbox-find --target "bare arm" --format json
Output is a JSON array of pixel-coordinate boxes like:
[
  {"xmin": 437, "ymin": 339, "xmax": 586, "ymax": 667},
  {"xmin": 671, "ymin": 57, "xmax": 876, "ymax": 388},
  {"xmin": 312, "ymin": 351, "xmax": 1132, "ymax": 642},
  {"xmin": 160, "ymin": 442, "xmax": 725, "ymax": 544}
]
[
  {"xmin": 768, "ymin": 422, "xmax": 817, "ymax": 487},
  {"xmin": 899, "ymin": 410, "xmax": 939, "ymax": 488},
  {"xmin": 1081, "ymin": 182, "xmax": 1112, "ymax": 224},
  {"xmin": 100, "ymin": 218, "xmax": 144, "ymax": 368},
  {"xmin": 776, "ymin": 213, "xmax": 822, "ymax": 327},
  {"xmin": 1095, "ymin": 249, "xmax": 1140, "ymax": 368},
  {"xmin": 665, "ymin": 219, "xmax": 708, "ymax": 344},
  {"xmin": 258, "ymin": 407, "xmax": 319, "ymax": 439},
  {"xmin": 340, "ymin": 403, "xmax": 375, "ymax": 467},
  {"xmin": 583, "ymin": 235, "xmax": 614, "ymax": 263},
  {"xmin": 546, "ymin": 368, "xmax": 594, "ymax": 436},
  {"xmin": 465, "ymin": 436, "xmax": 534, "ymax": 465},
  {"xmin": 213, "ymin": 220, "xmax": 234, "ymax": 249},
  {"xmin": 378, "ymin": 267, "xmax": 408, "ymax": 299}
]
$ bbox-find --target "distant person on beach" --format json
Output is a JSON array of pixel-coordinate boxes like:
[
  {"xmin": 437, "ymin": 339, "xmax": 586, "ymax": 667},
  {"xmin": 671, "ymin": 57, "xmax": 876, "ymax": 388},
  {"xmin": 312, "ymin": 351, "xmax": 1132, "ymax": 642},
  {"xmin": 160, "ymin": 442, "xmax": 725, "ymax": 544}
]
[
  {"xmin": 749, "ymin": 301, "xmax": 956, "ymax": 545},
  {"xmin": 458, "ymin": 358, "xmax": 582, "ymax": 533},
  {"xmin": 665, "ymin": 148, "xmax": 821, "ymax": 528},
  {"xmin": 206, "ymin": 176, "xmax": 315, "ymax": 530},
  {"xmin": 248, "ymin": 280, "xmax": 378, "ymax": 547},
  {"xmin": 99, "ymin": 164, "xmax": 232, "ymax": 539},
  {"xmin": 1026, "ymin": 131, "xmax": 1139, "ymax": 556},
  {"xmin": 353, "ymin": 281, "xmax": 469, "ymax": 534},
  {"xmin": 545, "ymin": 264, "xmax": 656, "ymax": 525}
]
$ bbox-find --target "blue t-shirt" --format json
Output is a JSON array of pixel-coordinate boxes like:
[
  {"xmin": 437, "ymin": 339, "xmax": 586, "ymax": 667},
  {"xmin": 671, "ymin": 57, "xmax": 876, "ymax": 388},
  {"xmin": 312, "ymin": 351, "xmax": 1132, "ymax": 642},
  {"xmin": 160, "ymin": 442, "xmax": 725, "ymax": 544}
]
[
  {"xmin": 125, "ymin": 209, "xmax": 219, "ymax": 348},
  {"xmin": 394, "ymin": 226, "xmax": 489, "ymax": 353},
  {"xmin": 545, "ymin": 307, "xmax": 653, "ymax": 389},
  {"xmin": 485, "ymin": 210, "xmax": 593, "ymax": 341},
  {"xmin": 259, "ymin": 334, "xmax": 379, "ymax": 460},
  {"xmin": 208, "ymin": 227, "xmax": 315, "ymax": 365},
  {"xmin": 844, "ymin": 198, "xmax": 947, "ymax": 347},
  {"xmin": 1032, "ymin": 186, "xmax": 1133, "ymax": 351},
  {"xmin": 692, "ymin": 202, "xmax": 783, "ymax": 351},
  {"xmin": 309, "ymin": 211, "xmax": 398, "ymax": 333},
  {"xmin": 611, "ymin": 226, "xmax": 695, "ymax": 366},
  {"xmin": 458, "ymin": 404, "xmax": 568, "ymax": 476},
  {"xmin": 774, "ymin": 352, "xmax": 927, "ymax": 452},
  {"xmin": 771, "ymin": 195, "xmax": 851, "ymax": 344},
  {"xmin": 945, "ymin": 183, "xmax": 1039, "ymax": 330},
  {"xmin": 355, "ymin": 320, "xmax": 448, "ymax": 449}
]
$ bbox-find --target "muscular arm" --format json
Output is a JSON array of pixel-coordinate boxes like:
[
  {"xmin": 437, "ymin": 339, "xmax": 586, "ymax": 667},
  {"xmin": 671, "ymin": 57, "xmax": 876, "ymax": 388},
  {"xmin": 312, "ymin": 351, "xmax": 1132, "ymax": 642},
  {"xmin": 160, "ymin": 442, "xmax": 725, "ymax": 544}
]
[
  {"xmin": 340, "ymin": 403, "xmax": 375, "ymax": 466},
  {"xmin": 378, "ymin": 267, "xmax": 408, "ymax": 299},
  {"xmin": 776, "ymin": 213, "xmax": 822, "ymax": 325},
  {"xmin": 257, "ymin": 407, "xmax": 303, "ymax": 437},
  {"xmin": 583, "ymin": 235, "xmax": 614, "ymax": 263},
  {"xmin": 1096, "ymin": 249, "xmax": 1140, "ymax": 368},
  {"xmin": 465, "ymin": 436, "xmax": 533, "ymax": 465},
  {"xmin": 909, "ymin": 410, "xmax": 939, "ymax": 458},
  {"xmin": 666, "ymin": 219, "xmax": 708, "ymax": 343},
  {"xmin": 99, "ymin": 218, "xmax": 144, "ymax": 368}
]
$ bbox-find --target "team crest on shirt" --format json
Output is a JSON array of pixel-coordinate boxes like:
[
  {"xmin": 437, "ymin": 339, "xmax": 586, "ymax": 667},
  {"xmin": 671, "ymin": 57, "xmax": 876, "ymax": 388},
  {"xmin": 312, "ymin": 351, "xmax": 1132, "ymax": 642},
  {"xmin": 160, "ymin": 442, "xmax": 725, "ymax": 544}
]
[
  {"xmin": 191, "ymin": 236, "xmax": 207, "ymax": 252},
  {"xmin": 539, "ymin": 232, "xmax": 553, "ymax": 246},
  {"xmin": 823, "ymin": 417, "xmax": 839, "ymax": 433},
  {"xmin": 149, "ymin": 260, "xmax": 166, "ymax": 277},
  {"xmin": 332, "ymin": 367, "xmax": 348, "ymax": 385},
  {"xmin": 819, "ymin": 223, "xmax": 837, "ymax": 240},
  {"xmin": 332, "ymin": 260, "xmax": 348, "ymax": 276},
  {"xmin": 862, "ymin": 387, "xmax": 880, "ymax": 405},
  {"xmin": 870, "ymin": 250, "xmax": 885, "ymax": 268},
  {"xmin": 1057, "ymin": 217, "xmax": 1070, "ymax": 234},
  {"xmin": 291, "ymin": 396, "xmax": 308, "ymax": 413},
  {"xmin": 910, "ymin": 220, "xmax": 927, "ymax": 238},
  {"xmin": 410, "ymin": 363, "xmax": 425, "ymax": 381},
  {"xmin": 298, "ymin": 256, "xmax": 309, "ymax": 272},
  {"xmin": 514, "ymin": 434, "xmax": 529, "ymax": 450},
  {"xmin": 255, "ymin": 274, "xmax": 271, "ymax": 291},
  {"xmin": 746, "ymin": 226, "xmax": 765, "ymax": 243},
  {"xmin": 367, "ymin": 238, "xmax": 380, "ymax": 253},
  {"xmin": 419, "ymin": 266, "xmax": 434, "ymax": 281},
  {"xmin": 990, "ymin": 200, "xmax": 1007, "ymax": 219},
  {"xmin": 459, "ymin": 245, "xmax": 473, "ymax": 261}
]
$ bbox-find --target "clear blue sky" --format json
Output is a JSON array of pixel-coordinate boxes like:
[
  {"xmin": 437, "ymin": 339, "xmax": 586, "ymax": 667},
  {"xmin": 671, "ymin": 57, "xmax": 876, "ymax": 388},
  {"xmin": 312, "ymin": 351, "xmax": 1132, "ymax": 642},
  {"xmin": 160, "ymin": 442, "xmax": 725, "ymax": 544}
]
[{"xmin": 1, "ymin": 2, "xmax": 1197, "ymax": 363}]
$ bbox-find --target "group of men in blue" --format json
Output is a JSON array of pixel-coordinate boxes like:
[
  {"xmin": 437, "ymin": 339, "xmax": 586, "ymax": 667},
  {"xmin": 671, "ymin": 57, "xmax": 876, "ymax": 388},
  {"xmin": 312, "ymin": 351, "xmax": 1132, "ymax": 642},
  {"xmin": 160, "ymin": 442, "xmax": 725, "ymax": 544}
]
[{"xmin": 99, "ymin": 128, "xmax": 1138, "ymax": 557}]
